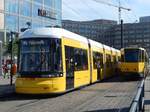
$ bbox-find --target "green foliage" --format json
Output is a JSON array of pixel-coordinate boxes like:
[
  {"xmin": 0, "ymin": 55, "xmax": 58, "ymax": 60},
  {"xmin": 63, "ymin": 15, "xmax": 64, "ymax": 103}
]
[{"xmin": 4, "ymin": 38, "xmax": 19, "ymax": 56}]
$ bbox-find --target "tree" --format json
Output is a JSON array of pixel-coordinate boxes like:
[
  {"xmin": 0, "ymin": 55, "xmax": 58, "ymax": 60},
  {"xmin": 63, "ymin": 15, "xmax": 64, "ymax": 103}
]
[{"xmin": 4, "ymin": 34, "xmax": 19, "ymax": 57}]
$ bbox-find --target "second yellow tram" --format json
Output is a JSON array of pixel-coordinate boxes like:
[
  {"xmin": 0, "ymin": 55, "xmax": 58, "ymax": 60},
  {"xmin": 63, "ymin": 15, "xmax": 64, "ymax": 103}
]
[{"xmin": 119, "ymin": 47, "xmax": 149, "ymax": 77}]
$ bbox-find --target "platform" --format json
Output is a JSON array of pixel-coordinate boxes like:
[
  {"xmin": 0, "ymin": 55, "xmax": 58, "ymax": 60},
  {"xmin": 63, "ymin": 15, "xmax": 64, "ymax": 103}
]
[{"xmin": 0, "ymin": 76, "xmax": 142, "ymax": 112}]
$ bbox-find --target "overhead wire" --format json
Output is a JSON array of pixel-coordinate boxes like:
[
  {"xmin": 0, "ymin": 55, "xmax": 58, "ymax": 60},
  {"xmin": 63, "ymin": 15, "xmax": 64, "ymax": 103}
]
[
  {"xmin": 80, "ymin": 0, "xmax": 103, "ymax": 19},
  {"xmin": 62, "ymin": 0, "xmax": 89, "ymax": 21},
  {"xmin": 63, "ymin": 0, "xmax": 137, "ymax": 23},
  {"xmin": 122, "ymin": 0, "xmax": 139, "ymax": 22}
]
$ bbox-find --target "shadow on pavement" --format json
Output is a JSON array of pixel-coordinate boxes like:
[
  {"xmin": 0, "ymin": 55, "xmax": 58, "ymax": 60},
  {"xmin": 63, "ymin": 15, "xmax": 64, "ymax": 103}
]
[
  {"xmin": 100, "ymin": 75, "xmax": 143, "ymax": 83},
  {"xmin": 84, "ymin": 107, "xmax": 129, "ymax": 112},
  {"xmin": 0, "ymin": 92, "xmax": 62, "ymax": 102}
]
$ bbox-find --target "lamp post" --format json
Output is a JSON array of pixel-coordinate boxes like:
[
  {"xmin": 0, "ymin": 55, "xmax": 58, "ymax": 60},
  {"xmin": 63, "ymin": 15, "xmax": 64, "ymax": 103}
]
[
  {"xmin": 9, "ymin": 31, "xmax": 18, "ymax": 85},
  {"xmin": 10, "ymin": 31, "xmax": 13, "ymax": 85},
  {"xmin": 121, "ymin": 19, "xmax": 124, "ymax": 48}
]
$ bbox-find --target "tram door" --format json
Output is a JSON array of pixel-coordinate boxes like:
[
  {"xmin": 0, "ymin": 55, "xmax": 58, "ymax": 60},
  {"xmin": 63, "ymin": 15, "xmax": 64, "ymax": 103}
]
[
  {"xmin": 97, "ymin": 61, "xmax": 101, "ymax": 80},
  {"xmin": 93, "ymin": 52, "xmax": 103, "ymax": 81},
  {"xmin": 65, "ymin": 46, "xmax": 74, "ymax": 90}
]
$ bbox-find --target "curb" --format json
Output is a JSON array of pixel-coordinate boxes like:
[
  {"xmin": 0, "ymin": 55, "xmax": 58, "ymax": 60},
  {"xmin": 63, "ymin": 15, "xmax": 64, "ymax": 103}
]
[{"xmin": 0, "ymin": 85, "xmax": 15, "ymax": 98}]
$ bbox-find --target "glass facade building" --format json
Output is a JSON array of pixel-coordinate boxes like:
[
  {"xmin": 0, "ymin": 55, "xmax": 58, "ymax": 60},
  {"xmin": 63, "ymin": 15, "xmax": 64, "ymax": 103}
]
[
  {"xmin": 0, "ymin": 0, "xmax": 62, "ymax": 42},
  {"xmin": 62, "ymin": 19, "xmax": 117, "ymax": 43}
]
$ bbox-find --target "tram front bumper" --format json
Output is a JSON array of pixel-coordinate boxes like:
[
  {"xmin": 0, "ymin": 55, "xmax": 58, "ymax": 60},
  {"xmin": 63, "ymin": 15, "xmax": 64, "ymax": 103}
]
[{"xmin": 15, "ymin": 78, "xmax": 65, "ymax": 94}]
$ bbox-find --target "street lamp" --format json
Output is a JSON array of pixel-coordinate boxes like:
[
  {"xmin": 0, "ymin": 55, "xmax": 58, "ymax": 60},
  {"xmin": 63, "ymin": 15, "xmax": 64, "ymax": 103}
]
[
  {"xmin": 9, "ymin": 31, "xmax": 18, "ymax": 85},
  {"xmin": 121, "ymin": 19, "xmax": 124, "ymax": 48}
]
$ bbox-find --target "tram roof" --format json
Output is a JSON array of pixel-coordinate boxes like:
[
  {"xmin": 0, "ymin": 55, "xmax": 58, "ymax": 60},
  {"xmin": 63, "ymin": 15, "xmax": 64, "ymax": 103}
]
[
  {"xmin": 20, "ymin": 27, "xmax": 88, "ymax": 44},
  {"xmin": 88, "ymin": 39, "xmax": 103, "ymax": 49},
  {"xmin": 116, "ymin": 49, "xmax": 120, "ymax": 53},
  {"xmin": 121, "ymin": 47, "xmax": 145, "ymax": 51},
  {"xmin": 111, "ymin": 48, "xmax": 117, "ymax": 52},
  {"xmin": 103, "ymin": 44, "xmax": 111, "ymax": 51}
]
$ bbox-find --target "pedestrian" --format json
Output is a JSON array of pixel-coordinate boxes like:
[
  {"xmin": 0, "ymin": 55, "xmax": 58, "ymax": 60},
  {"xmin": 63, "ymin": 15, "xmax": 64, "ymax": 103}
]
[
  {"xmin": 11, "ymin": 63, "xmax": 17, "ymax": 76},
  {"xmin": 3, "ymin": 64, "xmax": 8, "ymax": 78}
]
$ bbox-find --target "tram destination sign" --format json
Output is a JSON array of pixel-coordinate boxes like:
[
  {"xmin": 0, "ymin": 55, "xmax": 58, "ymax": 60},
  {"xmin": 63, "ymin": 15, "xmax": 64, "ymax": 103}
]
[
  {"xmin": 38, "ymin": 9, "xmax": 56, "ymax": 20},
  {"xmin": 22, "ymin": 40, "xmax": 45, "ymax": 46}
]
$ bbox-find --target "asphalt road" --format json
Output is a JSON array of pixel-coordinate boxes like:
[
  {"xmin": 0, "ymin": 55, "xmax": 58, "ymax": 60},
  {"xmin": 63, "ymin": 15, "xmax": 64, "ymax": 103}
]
[{"xmin": 0, "ymin": 76, "xmax": 142, "ymax": 112}]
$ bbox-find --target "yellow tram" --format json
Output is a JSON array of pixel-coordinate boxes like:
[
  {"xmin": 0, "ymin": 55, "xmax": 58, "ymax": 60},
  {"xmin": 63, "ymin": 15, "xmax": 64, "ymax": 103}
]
[
  {"xmin": 119, "ymin": 47, "xmax": 149, "ymax": 77},
  {"xmin": 15, "ymin": 28, "xmax": 120, "ymax": 94}
]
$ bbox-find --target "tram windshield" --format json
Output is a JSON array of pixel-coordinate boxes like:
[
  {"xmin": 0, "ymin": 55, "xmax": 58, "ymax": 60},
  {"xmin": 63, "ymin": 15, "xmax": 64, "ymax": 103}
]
[
  {"xmin": 18, "ymin": 38, "xmax": 62, "ymax": 76},
  {"xmin": 124, "ymin": 49, "xmax": 140, "ymax": 62}
]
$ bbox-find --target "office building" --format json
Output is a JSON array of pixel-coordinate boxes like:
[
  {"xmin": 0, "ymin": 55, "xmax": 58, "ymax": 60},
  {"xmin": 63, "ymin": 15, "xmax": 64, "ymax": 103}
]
[
  {"xmin": 62, "ymin": 19, "xmax": 117, "ymax": 43},
  {"xmin": 103, "ymin": 19, "xmax": 150, "ymax": 56},
  {"xmin": 0, "ymin": 0, "xmax": 62, "ymax": 43},
  {"xmin": 140, "ymin": 16, "xmax": 150, "ymax": 23}
]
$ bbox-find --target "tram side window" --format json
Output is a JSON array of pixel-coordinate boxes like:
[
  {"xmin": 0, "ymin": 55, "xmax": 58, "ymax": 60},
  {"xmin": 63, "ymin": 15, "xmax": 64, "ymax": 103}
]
[
  {"xmin": 121, "ymin": 54, "xmax": 124, "ymax": 62},
  {"xmin": 141, "ymin": 50, "xmax": 145, "ymax": 62},
  {"xmin": 100, "ymin": 54, "xmax": 103, "ymax": 68},
  {"xmin": 138, "ymin": 50, "xmax": 142, "ymax": 62},
  {"xmin": 74, "ymin": 48, "xmax": 88, "ymax": 71},
  {"xmin": 119, "ymin": 56, "xmax": 121, "ymax": 62},
  {"xmin": 93, "ymin": 52, "xmax": 103, "ymax": 69},
  {"xmin": 106, "ymin": 54, "xmax": 111, "ymax": 67},
  {"xmin": 65, "ymin": 46, "xmax": 74, "ymax": 73},
  {"xmin": 113, "ymin": 56, "xmax": 117, "ymax": 64},
  {"xmin": 65, "ymin": 46, "xmax": 88, "ymax": 71},
  {"xmin": 145, "ymin": 53, "xmax": 149, "ymax": 63}
]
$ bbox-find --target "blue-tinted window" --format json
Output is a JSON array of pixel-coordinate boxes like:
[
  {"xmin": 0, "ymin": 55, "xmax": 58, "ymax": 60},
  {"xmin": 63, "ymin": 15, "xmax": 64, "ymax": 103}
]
[
  {"xmin": 32, "ymin": 0, "xmax": 61, "ymax": 27},
  {"xmin": 43, "ymin": 21, "xmax": 53, "ymax": 27},
  {"xmin": 44, "ymin": 0, "xmax": 51, "ymax": 6},
  {"xmin": 42, "ymin": 6, "xmax": 57, "ymax": 20},
  {"xmin": 32, "ymin": 3, "xmax": 43, "ymax": 18},
  {"xmin": 124, "ymin": 49, "xmax": 140, "ymax": 62},
  {"xmin": 5, "ymin": 15, "xmax": 18, "ymax": 31},
  {"xmin": 5, "ymin": 0, "xmax": 18, "ymax": 13},
  {"xmin": 32, "ymin": 21, "xmax": 43, "ymax": 28},
  {"xmin": 55, "ymin": 0, "xmax": 61, "ymax": 10},
  {"xmin": 19, "ymin": 0, "xmax": 31, "ymax": 17},
  {"xmin": 35, "ymin": 0, "xmax": 43, "ymax": 4}
]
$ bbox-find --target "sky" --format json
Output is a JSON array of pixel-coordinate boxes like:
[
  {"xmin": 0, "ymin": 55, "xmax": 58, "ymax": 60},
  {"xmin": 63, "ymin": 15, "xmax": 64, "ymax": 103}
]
[{"xmin": 62, "ymin": 0, "xmax": 150, "ymax": 23}]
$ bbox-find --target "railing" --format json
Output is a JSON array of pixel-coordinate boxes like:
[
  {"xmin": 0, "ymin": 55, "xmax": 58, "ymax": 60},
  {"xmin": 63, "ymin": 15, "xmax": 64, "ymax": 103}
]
[{"xmin": 129, "ymin": 79, "xmax": 145, "ymax": 112}]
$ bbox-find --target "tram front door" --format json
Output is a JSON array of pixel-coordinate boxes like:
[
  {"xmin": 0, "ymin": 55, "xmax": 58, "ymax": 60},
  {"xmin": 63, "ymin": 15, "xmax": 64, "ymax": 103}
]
[{"xmin": 65, "ymin": 46, "xmax": 74, "ymax": 90}]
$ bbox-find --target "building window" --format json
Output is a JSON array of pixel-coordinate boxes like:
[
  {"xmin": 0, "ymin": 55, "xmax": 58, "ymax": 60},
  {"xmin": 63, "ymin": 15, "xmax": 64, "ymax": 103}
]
[
  {"xmin": 35, "ymin": 0, "xmax": 43, "ymax": 4},
  {"xmin": 5, "ymin": 0, "xmax": 18, "ymax": 14},
  {"xmin": 19, "ymin": 0, "xmax": 31, "ymax": 17},
  {"xmin": 32, "ymin": 21, "xmax": 42, "ymax": 28},
  {"xmin": 19, "ymin": 17, "xmax": 31, "ymax": 31},
  {"xmin": 44, "ymin": 0, "xmax": 51, "ymax": 6},
  {"xmin": 5, "ymin": 15, "xmax": 18, "ymax": 31},
  {"xmin": 32, "ymin": 2, "xmax": 43, "ymax": 18}
]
